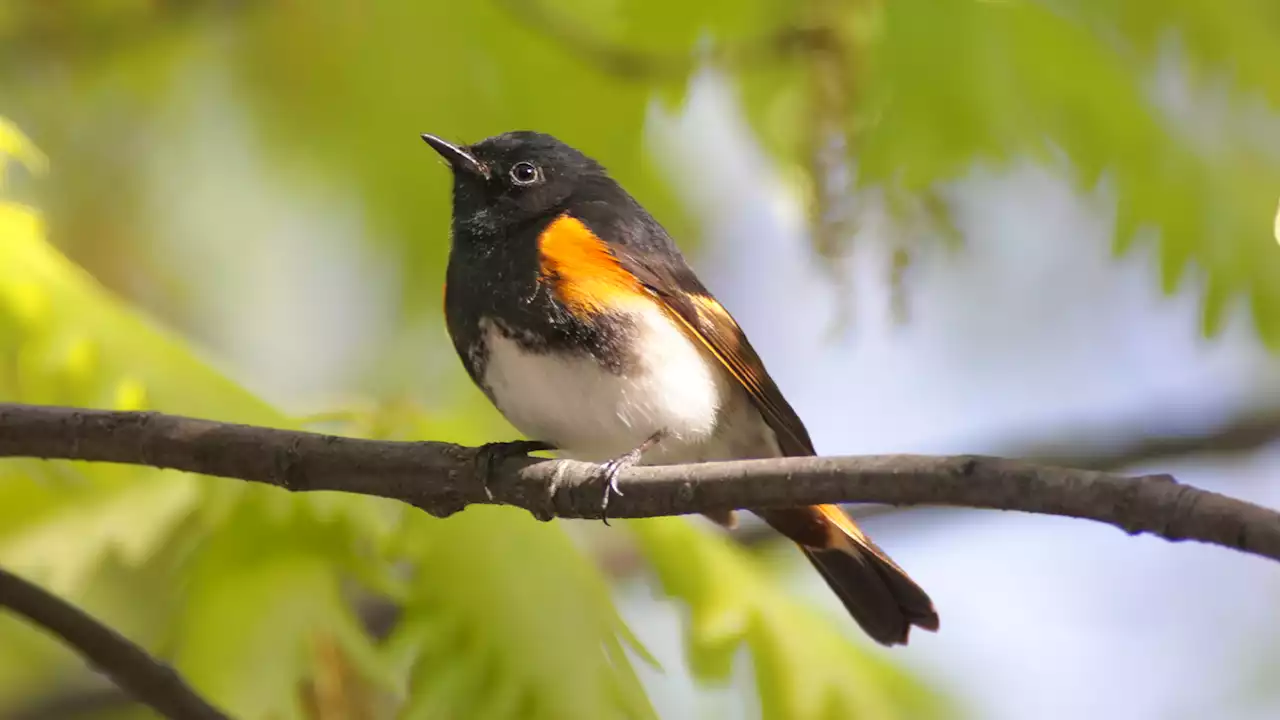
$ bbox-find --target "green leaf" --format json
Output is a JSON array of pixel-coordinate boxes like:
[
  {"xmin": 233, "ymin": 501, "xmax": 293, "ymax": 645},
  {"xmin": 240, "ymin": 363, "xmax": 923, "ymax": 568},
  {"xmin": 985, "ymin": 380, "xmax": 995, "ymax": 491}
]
[
  {"xmin": 0, "ymin": 469, "xmax": 199, "ymax": 597},
  {"xmin": 1063, "ymin": 0, "xmax": 1280, "ymax": 108},
  {"xmin": 171, "ymin": 504, "xmax": 392, "ymax": 720},
  {"xmin": 631, "ymin": 518, "xmax": 949, "ymax": 720},
  {"xmin": 388, "ymin": 507, "xmax": 657, "ymax": 720}
]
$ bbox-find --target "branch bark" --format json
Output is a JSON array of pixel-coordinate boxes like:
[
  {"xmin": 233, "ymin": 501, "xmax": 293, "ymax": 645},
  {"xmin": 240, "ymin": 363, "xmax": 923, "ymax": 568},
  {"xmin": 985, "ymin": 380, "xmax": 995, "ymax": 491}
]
[
  {"xmin": 724, "ymin": 404, "xmax": 1280, "ymax": 548},
  {"xmin": 0, "ymin": 567, "xmax": 229, "ymax": 720},
  {"xmin": 0, "ymin": 402, "xmax": 1277, "ymax": 562}
]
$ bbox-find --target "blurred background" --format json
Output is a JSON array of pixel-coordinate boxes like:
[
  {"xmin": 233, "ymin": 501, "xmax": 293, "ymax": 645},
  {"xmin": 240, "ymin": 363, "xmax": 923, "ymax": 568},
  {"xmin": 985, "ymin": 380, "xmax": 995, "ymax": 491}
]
[{"xmin": 2, "ymin": 1, "xmax": 1280, "ymax": 719}]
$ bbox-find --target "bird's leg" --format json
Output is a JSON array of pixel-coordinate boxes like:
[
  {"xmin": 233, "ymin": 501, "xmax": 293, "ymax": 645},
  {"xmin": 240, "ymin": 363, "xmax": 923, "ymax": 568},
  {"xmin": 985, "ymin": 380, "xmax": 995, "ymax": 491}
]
[
  {"xmin": 599, "ymin": 430, "xmax": 665, "ymax": 525},
  {"xmin": 475, "ymin": 440, "xmax": 556, "ymax": 501}
]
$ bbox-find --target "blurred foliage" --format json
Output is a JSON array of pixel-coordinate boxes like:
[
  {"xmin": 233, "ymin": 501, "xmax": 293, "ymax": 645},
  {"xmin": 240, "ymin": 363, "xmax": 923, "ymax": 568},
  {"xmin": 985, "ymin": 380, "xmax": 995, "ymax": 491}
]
[
  {"xmin": 385, "ymin": 506, "xmax": 654, "ymax": 720},
  {"xmin": 632, "ymin": 519, "xmax": 948, "ymax": 720},
  {"xmin": 850, "ymin": 0, "xmax": 1280, "ymax": 343},
  {"xmin": 0, "ymin": 120, "xmax": 390, "ymax": 717},
  {"xmin": 0, "ymin": 122, "xmax": 938, "ymax": 718},
  {"xmin": 2, "ymin": 0, "xmax": 1279, "ymax": 717},
  {"xmin": 3, "ymin": 0, "xmax": 1278, "ymax": 345}
]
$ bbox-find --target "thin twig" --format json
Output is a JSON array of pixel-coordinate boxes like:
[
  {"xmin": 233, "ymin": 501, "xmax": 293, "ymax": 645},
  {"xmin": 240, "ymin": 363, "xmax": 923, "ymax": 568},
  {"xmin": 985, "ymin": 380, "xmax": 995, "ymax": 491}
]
[{"xmin": 0, "ymin": 567, "xmax": 229, "ymax": 720}]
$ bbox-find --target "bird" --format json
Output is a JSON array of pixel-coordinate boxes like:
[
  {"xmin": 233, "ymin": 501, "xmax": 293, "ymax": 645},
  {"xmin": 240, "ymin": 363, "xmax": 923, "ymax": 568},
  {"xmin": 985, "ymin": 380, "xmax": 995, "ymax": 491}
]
[{"xmin": 421, "ymin": 130, "xmax": 939, "ymax": 646}]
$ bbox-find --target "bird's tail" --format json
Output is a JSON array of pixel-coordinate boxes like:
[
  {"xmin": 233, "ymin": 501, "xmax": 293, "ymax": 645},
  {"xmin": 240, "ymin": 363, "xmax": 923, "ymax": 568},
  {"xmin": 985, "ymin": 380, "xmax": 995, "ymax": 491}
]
[{"xmin": 759, "ymin": 504, "xmax": 938, "ymax": 646}]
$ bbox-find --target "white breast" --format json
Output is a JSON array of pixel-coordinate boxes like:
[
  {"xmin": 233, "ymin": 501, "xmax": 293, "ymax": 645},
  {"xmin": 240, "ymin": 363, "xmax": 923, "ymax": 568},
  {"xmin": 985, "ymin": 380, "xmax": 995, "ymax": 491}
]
[{"xmin": 479, "ymin": 307, "xmax": 726, "ymax": 462}]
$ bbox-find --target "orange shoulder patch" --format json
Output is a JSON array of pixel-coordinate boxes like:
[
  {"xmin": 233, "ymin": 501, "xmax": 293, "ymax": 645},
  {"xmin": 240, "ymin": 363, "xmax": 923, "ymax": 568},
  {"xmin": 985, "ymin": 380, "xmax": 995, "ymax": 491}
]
[{"xmin": 537, "ymin": 214, "xmax": 646, "ymax": 316}]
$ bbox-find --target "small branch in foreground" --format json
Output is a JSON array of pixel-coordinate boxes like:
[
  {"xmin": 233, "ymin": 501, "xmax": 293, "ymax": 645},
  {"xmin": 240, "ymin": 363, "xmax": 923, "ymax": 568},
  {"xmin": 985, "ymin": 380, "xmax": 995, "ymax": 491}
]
[
  {"xmin": 0, "ymin": 403, "xmax": 1278, "ymax": 564},
  {"xmin": 0, "ymin": 567, "xmax": 229, "ymax": 720}
]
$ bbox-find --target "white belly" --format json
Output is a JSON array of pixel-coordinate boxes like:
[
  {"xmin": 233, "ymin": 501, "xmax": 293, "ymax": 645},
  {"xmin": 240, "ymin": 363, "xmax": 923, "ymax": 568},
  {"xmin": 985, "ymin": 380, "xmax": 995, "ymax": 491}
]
[{"xmin": 479, "ymin": 307, "xmax": 731, "ymax": 462}]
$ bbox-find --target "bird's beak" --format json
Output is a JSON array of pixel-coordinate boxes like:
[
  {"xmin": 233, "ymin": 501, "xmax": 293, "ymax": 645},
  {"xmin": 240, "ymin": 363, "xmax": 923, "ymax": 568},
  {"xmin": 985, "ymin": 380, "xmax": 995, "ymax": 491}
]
[{"xmin": 421, "ymin": 133, "xmax": 487, "ymax": 178}]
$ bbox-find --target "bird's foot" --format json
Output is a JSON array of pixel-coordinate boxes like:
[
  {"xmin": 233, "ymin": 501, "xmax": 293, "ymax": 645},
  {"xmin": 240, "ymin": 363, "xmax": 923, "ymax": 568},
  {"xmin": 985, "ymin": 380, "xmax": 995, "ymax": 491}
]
[
  {"xmin": 598, "ymin": 431, "xmax": 665, "ymax": 526},
  {"xmin": 475, "ymin": 440, "xmax": 555, "ymax": 501}
]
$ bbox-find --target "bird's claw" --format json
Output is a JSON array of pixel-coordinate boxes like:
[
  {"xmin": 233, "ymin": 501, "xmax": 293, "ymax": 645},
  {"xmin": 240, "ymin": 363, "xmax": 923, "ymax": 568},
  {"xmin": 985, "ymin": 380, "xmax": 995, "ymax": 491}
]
[
  {"xmin": 475, "ymin": 440, "xmax": 554, "ymax": 502},
  {"xmin": 596, "ymin": 431, "xmax": 665, "ymax": 526},
  {"xmin": 598, "ymin": 457, "xmax": 629, "ymax": 526}
]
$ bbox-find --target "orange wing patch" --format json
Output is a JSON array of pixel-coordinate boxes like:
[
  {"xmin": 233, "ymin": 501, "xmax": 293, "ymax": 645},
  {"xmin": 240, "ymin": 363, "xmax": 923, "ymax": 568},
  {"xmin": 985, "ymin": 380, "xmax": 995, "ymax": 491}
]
[{"xmin": 538, "ymin": 214, "xmax": 646, "ymax": 317}]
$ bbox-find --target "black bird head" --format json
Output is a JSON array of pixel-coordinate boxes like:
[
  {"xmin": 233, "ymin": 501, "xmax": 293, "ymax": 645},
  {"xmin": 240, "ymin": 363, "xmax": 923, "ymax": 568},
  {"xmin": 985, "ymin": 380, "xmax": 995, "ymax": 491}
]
[{"xmin": 422, "ymin": 130, "xmax": 618, "ymax": 237}]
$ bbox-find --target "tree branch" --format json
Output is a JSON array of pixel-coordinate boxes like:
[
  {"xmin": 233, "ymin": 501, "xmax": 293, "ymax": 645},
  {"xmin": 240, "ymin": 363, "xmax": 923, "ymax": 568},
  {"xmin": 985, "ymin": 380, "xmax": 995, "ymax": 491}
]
[
  {"xmin": 0, "ymin": 402, "xmax": 1277, "ymax": 563},
  {"xmin": 0, "ymin": 567, "xmax": 229, "ymax": 720},
  {"xmin": 723, "ymin": 404, "xmax": 1280, "ymax": 548}
]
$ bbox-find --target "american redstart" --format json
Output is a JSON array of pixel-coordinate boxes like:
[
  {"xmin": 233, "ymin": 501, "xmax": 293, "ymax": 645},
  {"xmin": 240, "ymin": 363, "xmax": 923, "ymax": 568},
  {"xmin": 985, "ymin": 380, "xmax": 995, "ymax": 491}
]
[{"xmin": 422, "ymin": 130, "xmax": 939, "ymax": 646}]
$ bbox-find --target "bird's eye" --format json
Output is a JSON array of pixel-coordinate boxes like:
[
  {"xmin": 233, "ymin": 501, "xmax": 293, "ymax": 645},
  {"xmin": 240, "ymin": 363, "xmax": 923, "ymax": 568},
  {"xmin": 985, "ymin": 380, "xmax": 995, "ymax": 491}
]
[{"xmin": 510, "ymin": 161, "xmax": 540, "ymax": 185}]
